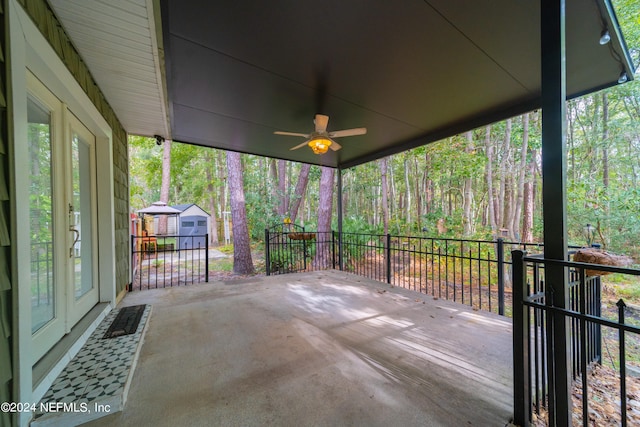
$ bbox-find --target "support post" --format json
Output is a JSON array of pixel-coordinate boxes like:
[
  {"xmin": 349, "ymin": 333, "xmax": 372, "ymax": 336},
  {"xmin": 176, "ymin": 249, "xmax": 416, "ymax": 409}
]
[
  {"xmin": 337, "ymin": 168, "xmax": 344, "ymax": 270},
  {"xmin": 512, "ymin": 250, "xmax": 530, "ymax": 426},
  {"xmin": 497, "ymin": 238, "xmax": 505, "ymax": 315},
  {"xmin": 541, "ymin": 0, "xmax": 571, "ymax": 424}
]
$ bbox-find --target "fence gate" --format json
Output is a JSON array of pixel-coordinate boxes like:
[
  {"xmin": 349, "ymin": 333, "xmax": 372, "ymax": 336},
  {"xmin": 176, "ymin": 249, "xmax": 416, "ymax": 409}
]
[
  {"xmin": 130, "ymin": 234, "xmax": 209, "ymax": 290},
  {"xmin": 265, "ymin": 223, "xmax": 336, "ymax": 275}
]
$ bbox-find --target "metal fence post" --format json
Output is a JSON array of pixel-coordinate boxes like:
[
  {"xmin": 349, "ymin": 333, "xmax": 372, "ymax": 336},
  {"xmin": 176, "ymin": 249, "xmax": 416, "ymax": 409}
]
[
  {"xmin": 497, "ymin": 238, "xmax": 505, "ymax": 316},
  {"xmin": 512, "ymin": 250, "xmax": 530, "ymax": 427},
  {"xmin": 302, "ymin": 226, "xmax": 307, "ymax": 271},
  {"xmin": 265, "ymin": 228, "xmax": 271, "ymax": 276},
  {"xmin": 617, "ymin": 299, "xmax": 628, "ymax": 426},
  {"xmin": 130, "ymin": 235, "xmax": 135, "ymax": 291},
  {"xmin": 205, "ymin": 233, "xmax": 209, "ymax": 282},
  {"xmin": 338, "ymin": 230, "xmax": 343, "ymax": 271},
  {"xmin": 386, "ymin": 234, "xmax": 391, "ymax": 284},
  {"xmin": 332, "ymin": 231, "xmax": 337, "ymax": 269},
  {"xmin": 595, "ymin": 276, "xmax": 602, "ymax": 363}
]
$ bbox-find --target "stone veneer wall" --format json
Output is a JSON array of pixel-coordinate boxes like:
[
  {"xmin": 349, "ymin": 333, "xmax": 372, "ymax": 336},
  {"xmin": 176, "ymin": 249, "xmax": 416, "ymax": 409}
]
[{"xmin": 18, "ymin": 0, "xmax": 130, "ymax": 294}]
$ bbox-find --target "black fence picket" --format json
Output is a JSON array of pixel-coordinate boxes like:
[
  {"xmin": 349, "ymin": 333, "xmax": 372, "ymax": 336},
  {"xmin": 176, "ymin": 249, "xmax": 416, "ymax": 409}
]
[
  {"xmin": 265, "ymin": 228, "xmax": 551, "ymax": 315},
  {"xmin": 513, "ymin": 252, "xmax": 639, "ymax": 427},
  {"xmin": 130, "ymin": 234, "xmax": 209, "ymax": 290}
]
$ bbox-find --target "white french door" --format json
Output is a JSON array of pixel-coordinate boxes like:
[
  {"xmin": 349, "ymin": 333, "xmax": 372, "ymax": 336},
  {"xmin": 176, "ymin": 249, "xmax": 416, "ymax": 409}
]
[
  {"xmin": 28, "ymin": 71, "xmax": 99, "ymax": 363},
  {"xmin": 66, "ymin": 113, "xmax": 99, "ymax": 327}
]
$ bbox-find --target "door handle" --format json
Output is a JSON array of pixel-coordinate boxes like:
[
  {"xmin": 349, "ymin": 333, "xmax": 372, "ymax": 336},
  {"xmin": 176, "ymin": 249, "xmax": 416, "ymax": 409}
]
[{"xmin": 70, "ymin": 227, "xmax": 80, "ymax": 258}]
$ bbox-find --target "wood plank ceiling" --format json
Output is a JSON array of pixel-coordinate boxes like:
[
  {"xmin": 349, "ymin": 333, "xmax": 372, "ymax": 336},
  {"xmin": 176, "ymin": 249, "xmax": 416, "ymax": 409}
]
[{"xmin": 49, "ymin": 0, "xmax": 170, "ymax": 139}]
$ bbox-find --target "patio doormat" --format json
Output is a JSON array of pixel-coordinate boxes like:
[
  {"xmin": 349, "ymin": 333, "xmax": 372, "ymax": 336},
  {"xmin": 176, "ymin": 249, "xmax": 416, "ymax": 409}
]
[{"xmin": 103, "ymin": 304, "xmax": 146, "ymax": 339}]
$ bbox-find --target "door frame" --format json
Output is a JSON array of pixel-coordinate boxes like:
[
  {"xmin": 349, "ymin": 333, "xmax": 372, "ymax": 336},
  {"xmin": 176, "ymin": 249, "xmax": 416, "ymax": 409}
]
[
  {"xmin": 10, "ymin": 0, "xmax": 117, "ymax": 411},
  {"xmin": 25, "ymin": 73, "xmax": 103, "ymax": 363},
  {"xmin": 25, "ymin": 71, "xmax": 68, "ymax": 363}
]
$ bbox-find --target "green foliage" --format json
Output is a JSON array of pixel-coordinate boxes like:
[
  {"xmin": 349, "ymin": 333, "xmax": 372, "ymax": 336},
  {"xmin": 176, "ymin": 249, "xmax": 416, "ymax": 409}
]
[
  {"xmin": 341, "ymin": 216, "xmax": 380, "ymax": 235},
  {"xmin": 210, "ymin": 257, "xmax": 234, "ymax": 272},
  {"xmin": 217, "ymin": 244, "xmax": 234, "ymax": 255}
]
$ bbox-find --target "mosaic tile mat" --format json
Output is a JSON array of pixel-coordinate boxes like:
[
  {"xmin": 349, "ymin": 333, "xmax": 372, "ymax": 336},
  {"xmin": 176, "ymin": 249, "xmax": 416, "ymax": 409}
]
[{"xmin": 33, "ymin": 305, "xmax": 152, "ymax": 426}]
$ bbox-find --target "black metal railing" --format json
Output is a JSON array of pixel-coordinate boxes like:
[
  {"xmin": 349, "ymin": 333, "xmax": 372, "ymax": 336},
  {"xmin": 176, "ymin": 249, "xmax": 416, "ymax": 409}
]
[
  {"xmin": 31, "ymin": 241, "xmax": 53, "ymax": 305},
  {"xmin": 130, "ymin": 234, "xmax": 209, "ymax": 291},
  {"xmin": 513, "ymin": 251, "xmax": 640, "ymax": 427},
  {"xmin": 340, "ymin": 233, "xmax": 545, "ymax": 315},
  {"xmin": 265, "ymin": 227, "xmax": 549, "ymax": 316},
  {"xmin": 265, "ymin": 223, "xmax": 335, "ymax": 275}
]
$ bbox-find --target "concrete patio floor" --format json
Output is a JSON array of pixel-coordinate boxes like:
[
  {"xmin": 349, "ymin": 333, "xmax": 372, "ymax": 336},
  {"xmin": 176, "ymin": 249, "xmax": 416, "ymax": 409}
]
[{"xmin": 82, "ymin": 270, "xmax": 513, "ymax": 427}]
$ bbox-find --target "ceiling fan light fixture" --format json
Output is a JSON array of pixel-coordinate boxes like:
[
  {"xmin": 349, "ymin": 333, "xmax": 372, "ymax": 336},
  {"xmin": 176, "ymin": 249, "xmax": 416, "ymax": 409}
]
[
  {"xmin": 309, "ymin": 137, "xmax": 332, "ymax": 154},
  {"xmin": 599, "ymin": 29, "xmax": 611, "ymax": 45}
]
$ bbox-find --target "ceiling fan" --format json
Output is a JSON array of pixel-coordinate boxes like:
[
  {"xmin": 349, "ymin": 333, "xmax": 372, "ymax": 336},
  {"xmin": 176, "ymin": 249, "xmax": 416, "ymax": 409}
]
[{"xmin": 274, "ymin": 114, "xmax": 366, "ymax": 154}]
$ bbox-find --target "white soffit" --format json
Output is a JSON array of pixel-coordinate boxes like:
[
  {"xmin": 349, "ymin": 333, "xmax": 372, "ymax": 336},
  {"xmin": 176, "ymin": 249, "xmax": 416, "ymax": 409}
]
[{"xmin": 49, "ymin": 0, "xmax": 170, "ymax": 139}]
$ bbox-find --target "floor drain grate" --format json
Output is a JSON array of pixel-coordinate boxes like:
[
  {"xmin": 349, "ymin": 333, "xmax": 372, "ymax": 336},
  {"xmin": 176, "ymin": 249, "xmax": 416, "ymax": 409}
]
[{"xmin": 103, "ymin": 305, "xmax": 146, "ymax": 339}]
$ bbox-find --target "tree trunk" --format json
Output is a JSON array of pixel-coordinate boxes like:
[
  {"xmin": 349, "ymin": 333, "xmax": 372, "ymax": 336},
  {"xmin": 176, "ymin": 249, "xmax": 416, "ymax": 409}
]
[
  {"xmin": 602, "ymin": 92, "xmax": 610, "ymax": 188},
  {"xmin": 314, "ymin": 166, "xmax": 334, "ymax": 268},
  {"xmin": 217, "ymin": 151, "xmax": 228, "ymax": 215},
  {"xmin": 569, "ymin": 102, "xmax": 576, "ymax": 182},
  {"xmin": 277, "ymin": 159, "xmax": 288, "ymax": 216},
  {"xmin": 269, "ymin": 158, "xmax": 278, "ymax": 215},
  {"xmin": 513, "ymin": 113, "xmax": 529, "ymax": 240},
  {"xmin": 158, "ymin": 139, "xmax": 172, "ymax": 234},
  {"xmin": 205, "ymin": 151, "xmax": 219, "ymax": 246},
  {"xmin": 388, "ymin": 161, "xmax": 396, "ymax": 222},
  {"xmin": 380, "ymin": 157, "xmax": 390, "ymax": 235},
  {"xmin": 484, "ymin": 126, "xmax": 498, "ymax": 237},
  {"xmin": 226, "ymin": 151, "xmax": 255, "ymax": 274},
  {"xmin": 289, "ymin": 163, "xmax": 311, "ymax": 224},
  {"xmin": 424, "ymin": 152, "xmax": 433, "ymax": 215},
  {"xmin": 601, "ymin": 92, "xmax": 611, "ymax": 248},
  {"xmin": 462, "ymin": 131, "xmax": 474, "ymax": 236},
  {"xmin": 404, "ymin": 154, "xmax": 412, "ymax": 227},
  {"xmin": 414, "ymin": 156, "xmax": 422, "ymax": 231},
  {"xmin": 522, "ymin": 149, "xmax": 536, "ymax": 243},
  {"xmin": 498, "ymin": 119, "xmax": 512, "ymax": 234}
]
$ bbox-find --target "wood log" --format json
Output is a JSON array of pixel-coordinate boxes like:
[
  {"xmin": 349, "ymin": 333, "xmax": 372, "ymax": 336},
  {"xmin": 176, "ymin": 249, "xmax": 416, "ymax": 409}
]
[{"xmin": 573, "ymin": 248, "xmax": 634, "ymax": 276}]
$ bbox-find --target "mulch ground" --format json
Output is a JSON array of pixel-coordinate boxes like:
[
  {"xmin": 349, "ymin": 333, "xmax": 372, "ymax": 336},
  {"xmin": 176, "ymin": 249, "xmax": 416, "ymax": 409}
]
[{"xmin": 532, "ymin": 363, "xmax": 640, "ymax": 426}]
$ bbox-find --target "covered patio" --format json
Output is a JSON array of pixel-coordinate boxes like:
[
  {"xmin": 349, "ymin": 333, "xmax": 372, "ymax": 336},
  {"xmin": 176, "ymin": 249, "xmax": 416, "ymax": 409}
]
[
  {"xmin": 13, "ymin": 1, "xmax": 631, "ymax": 426},
  {"xmin": 83, "ymin": 271, "xmax": 512, "ymax": 426}
]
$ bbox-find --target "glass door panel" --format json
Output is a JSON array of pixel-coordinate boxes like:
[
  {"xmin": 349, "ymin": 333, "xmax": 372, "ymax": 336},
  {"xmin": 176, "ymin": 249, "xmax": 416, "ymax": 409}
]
[
  {"xmin": 71, "ymin": 131, "xmax": 94, "ymax": 299},
  {"xmin": 27, "ymin": 97, "xmax": 55, "ymax": 333},
  {"xmin": 67, "ymin": 114, "xmax": 98, "ymax": 325}
]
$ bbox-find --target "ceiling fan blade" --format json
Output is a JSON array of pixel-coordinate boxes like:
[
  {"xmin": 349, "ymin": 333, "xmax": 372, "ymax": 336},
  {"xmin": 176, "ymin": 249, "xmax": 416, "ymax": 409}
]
[
  {"xmin": 329, "ymin": 139, "xmax": 342, "ymax": 151},
  {"xmin": 314, "ymin": 114, "xmax": 329, "ymax": 133},
  {"xmin": 274, "ymin": 131, "xmax": 310, "ymax": 138},
  {"xmin": 290, "ymin": 140, "xmax": 311, "ymax": 151},
  {"xmin": 329, "ymin": 128, "xmax": 367, "ymax": 138}
]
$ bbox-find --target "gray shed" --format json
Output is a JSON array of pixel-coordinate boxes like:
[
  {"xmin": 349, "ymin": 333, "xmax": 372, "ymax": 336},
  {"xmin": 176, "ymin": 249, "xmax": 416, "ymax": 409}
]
[{"xmin": 172, "ymin": 204, "xmax": 210, "ymax": 249}]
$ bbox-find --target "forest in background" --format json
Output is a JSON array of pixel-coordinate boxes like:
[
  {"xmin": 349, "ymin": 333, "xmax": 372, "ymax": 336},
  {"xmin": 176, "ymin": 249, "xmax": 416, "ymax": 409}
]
[{"xmin": 130, "ymin": 0, "xmax": 640, "ymax": 260}]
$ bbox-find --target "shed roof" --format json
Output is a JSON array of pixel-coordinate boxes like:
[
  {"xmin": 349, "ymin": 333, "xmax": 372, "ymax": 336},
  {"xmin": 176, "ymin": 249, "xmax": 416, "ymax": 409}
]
[{"xmin": 172, "ymin": 203, "xmax": 211, "ymax": 216}]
